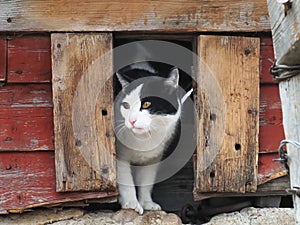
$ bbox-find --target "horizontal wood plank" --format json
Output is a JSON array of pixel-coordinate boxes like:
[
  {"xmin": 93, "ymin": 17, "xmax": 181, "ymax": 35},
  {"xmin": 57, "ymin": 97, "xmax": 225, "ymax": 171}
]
[
  {"xmin": 0, "ymin": 152, "xmax": 117, "ymax": 214},
  {"xmin": 0, "ymin": 84, "xmax": 54, "ymax": 151},
  {"xmin": 0, "ymin": 38, "xmax": 6, "ymax": 81},
  {"xmin": 0, "ymin": 107, "xmax": 53, "ymax": 151},
  {"xmin": 0, "ymin": 0, "xmax": 270, "ymax": 32},
  {"xmin": 0, "ymin": 84, "xmax": 52, "ymax": 105},
  {"xmin": 194, "ymin": 176, "xmax": 289, "ymax": 201},
  {"xmin": 259, "ymin": 85, "xmax": 285, "ymax": 153},
  {"xmin": 7, "ymin": 36, "xmax": 51, "ymax": 83}
]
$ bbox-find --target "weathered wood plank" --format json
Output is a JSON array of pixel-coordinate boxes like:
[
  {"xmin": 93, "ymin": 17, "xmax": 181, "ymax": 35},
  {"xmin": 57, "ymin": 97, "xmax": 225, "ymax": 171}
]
[
  {"xmin": 268, "ymin": 1, "xmax": 300, "ymax": 222},
  {"xmin": 259, "ymin": 85, "xmax": 285, "ymax": 153},
  {"xmin": 52, "ymin": 33, "xmax": 116, "ymax": 192},
  {"xmin": 195, "ymin": 35, "xmax": 260, "ymax": 195},
  {"xmin": 0, "ymin": 107, "xmax": 53, "ymax": 151},
  {"xmin": 0, "ymin": 84, "xmax": 54, "ymax": 151},
  {"xmin": 0, "ymin": 84, "xmax": 52, "ymax": 106},
  {"xmin": 7, "ymin": 35, "xmax": 51, "ymax": 83},
  {"xmin": 0, "ymin": 152, "xmax": 117, "ymax": 214},
  {"xmin": 194, "ymin": 176, "xmax": 290, "ymax": 201},
  {"xmin": 0, "ymin": 38, "xmax": 6, "ymax": 81},
  {"xmin": 267, "ymin": 0, "xmax": 300, "ymax": 64},
  {"xmin": 279, "ymin": 76, "xmax": 300, "ymax": 223},
  {"xmin": 0, "ymin": 0, "xmax": 270, "ymax": 32}
]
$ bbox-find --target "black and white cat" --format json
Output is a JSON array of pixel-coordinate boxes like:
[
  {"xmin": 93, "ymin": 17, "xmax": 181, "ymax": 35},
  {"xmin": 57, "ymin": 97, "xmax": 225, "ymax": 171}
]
[{"xmin": 114, "ymin": 62, "xmax": 192, "ymax": 214}]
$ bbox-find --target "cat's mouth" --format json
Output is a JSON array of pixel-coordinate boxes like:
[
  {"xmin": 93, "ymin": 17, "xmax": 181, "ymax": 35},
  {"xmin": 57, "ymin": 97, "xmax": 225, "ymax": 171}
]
[{"xmin": 131, "ymin": 127, "xmax": 148, "ymax": 135}]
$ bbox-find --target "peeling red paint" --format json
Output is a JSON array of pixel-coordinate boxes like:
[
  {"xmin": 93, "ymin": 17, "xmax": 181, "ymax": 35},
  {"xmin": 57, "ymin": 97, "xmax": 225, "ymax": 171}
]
[{"xmin": 0, "ymin": 35, "xmax": 286, "ymax": 212}]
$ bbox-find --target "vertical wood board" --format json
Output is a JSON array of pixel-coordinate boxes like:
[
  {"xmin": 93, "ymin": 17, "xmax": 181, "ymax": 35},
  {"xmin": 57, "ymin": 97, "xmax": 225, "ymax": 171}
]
[
  {"xmin": 268, "ymin": 1, "xmax": 300, "ymax": 222},
  {"xmin": 7, "ymin": 36, "xmax": 51, "ymax": 83},
  {"xmin": 0, "ymin": 38, "xmax": 6, "ymax": 81},
  {"xmin": 52, "ymin": 33, "xmax": 116, "ymax": 192},
  {"xmin": 279, "ymin": 76, "xmax": 300, "ymax": 223},
  {"xmin": 267, "ymin": 0, "xmax": 300, "ymax": 65},
  {"xmin": 195, "ymin": 35, "xmax": 260, "ymax": 195}
]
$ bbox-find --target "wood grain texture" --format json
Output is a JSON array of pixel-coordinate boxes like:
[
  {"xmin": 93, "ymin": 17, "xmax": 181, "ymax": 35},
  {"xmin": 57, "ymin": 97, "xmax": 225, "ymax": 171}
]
[
  {"xmin": 194, "ymin": 176, "xmax": 290, "ymax": 200},
  {"xmin": 52, "ymin": 33, "xmax": 116, "ymax": 192},
  {"xmin": 267, "ymin": 2, "xmax": 300, "ymax": 219},
  {"xmin": 0, "ymin": 152, "xmax": 117, "ymax": 214},
  {"xmin": 7, "ymin": 35, "xmax": 51, "ymax": 83},
  {"xmin": 0, "ymin": 0, "xmax": 270, "ymax": 32},
  {"xmin": 279, "ymin": 75, "xmax": 300, "ymax": 223},
  {"xmin": 0, "ymin": 38, "xmax": 6, "ymax": 81},
  {"xmin": 195, "ymin": 35, "xmax": 260, "ymax": 195},
  {"xmin": 267, "ymin": 0, "xmax": 300, "ymax": 64},
  {"xmin": 0, "ymin": 84, "xmax": 54, "ymax": 151}
]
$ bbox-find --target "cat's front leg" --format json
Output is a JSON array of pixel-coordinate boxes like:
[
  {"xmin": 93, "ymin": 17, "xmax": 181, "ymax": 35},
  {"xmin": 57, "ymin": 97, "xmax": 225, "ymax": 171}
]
[
  {"xmin": 117, "ymin": 160, "xmax": 143, "ymax": 214},
  {"xmin": 135, "ymin": 163, "xmax": 161, "ymax": 211}
]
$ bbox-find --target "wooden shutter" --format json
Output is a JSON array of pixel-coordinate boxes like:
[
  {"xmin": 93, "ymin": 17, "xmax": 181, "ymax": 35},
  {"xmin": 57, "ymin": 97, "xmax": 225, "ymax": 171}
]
[
  {"xmin": 194, "ymin": 35, "xmax": 260, "ymax": 199},
  {"xmin": 52, "ymin": 33, "xmax": 116, "ymax": 192}
]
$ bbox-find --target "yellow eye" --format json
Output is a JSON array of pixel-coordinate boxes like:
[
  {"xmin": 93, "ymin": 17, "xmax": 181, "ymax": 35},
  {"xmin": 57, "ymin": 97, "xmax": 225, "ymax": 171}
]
[
  {"xmin": 122, "ymin": 102, "xmax": 130, "ymax": 109},
  {"xmin": 142, "ymin": 101, "xmax": 151, "ymax": 109}
]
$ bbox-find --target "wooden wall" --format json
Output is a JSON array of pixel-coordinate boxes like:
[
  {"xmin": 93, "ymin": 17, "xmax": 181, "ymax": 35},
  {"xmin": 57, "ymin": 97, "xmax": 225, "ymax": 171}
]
[
  {"xmin": 0, "ymin": 35, "xmax": 117, "ymax": 214},
  {"xmin": 0, "ymin": 1, "xmax": 270, "ymax": 32},
  {"xmin": 0, "ymin": 34, "xmax": 285, "ymax": 213}
]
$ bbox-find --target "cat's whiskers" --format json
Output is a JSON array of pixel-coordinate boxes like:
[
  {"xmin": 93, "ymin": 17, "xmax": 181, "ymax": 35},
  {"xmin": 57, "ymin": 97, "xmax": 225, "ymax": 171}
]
[
  {"xmin": 114, "ymin": 123, "xmax": 125, "ymax": 131},
  {"xmin": 116, "ymin": 125, "xmax": 127, "ymax": 138}
]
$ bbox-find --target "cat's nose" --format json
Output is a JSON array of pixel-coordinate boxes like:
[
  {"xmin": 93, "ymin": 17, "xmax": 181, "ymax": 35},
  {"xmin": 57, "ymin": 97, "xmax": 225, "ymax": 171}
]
[{"xmin": 129, "ymin": 119, "xmax": 136, "ymax": 126}]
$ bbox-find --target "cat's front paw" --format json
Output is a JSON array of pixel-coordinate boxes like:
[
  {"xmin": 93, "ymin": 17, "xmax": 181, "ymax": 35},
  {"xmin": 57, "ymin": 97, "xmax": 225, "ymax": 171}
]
[
  {"xmin": 140, "ymin": 201, "xmax": 161, "ymax": 211},
  {"xmin": 120, "ymin": 199, "xmax": 144, "ymax": 215}
]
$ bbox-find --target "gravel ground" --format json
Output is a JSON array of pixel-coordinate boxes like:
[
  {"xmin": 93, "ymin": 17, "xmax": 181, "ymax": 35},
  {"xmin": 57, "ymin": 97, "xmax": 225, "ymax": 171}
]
[{"xmin": 0, "ymin": 207, "xmax": 295, "ymax": 225}]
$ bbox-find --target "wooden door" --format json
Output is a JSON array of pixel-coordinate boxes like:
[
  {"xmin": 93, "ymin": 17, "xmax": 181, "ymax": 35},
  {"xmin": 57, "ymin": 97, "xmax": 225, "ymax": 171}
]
[
  {"xmin": 194, "ymin": 35, "xmax": 260, "ymax": 199},
  {"xmin": 52, "ymin": 33, "xmax": 117, "ymax": 192}
]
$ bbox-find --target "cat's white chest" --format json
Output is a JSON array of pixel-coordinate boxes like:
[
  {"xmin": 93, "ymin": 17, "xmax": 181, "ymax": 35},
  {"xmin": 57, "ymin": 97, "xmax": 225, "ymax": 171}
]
[{"xmin": 117, "ymin": 129, "xmax": 172, "ymax": 164}]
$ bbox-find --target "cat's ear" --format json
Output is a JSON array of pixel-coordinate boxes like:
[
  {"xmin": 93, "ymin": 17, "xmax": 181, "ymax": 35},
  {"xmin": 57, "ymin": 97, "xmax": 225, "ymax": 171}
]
[
  {"xmin": 165, "ymin": 68, "xmax": 179, "ymax": 87},
  {"xmin": 116, "ymin": 72, "xmax": 129, "ymax": 87}
]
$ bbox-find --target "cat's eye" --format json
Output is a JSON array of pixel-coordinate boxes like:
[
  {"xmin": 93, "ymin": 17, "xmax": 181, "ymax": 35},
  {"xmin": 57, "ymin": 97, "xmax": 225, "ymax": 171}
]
[
  {"xmin": 142, "ymin": 101, "xmax": 151, "ymax": 109},
  {"xmin": 122, "ymin": 102, "xmax": 130, "ymax": 109}
]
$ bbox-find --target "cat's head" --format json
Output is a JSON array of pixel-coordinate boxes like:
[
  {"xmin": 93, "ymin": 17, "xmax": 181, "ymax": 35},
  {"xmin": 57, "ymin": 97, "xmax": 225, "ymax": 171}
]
[{"xmin": 114, "ymin": 67, "xmax": 181, "ymax": 137}]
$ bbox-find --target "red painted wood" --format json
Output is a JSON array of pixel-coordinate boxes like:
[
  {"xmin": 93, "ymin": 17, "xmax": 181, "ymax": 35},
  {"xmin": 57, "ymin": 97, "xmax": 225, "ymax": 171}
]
[
  {"xmin": 260, "ymin": 37, "xmax": 276, "ymax": 84},
  {"xmin": 0, "ymin": 152, "xmax": 117, "ymax": 214},
  {"xmin": 259, "ymin": 85, "xmax": 285, "ymax": 153},
  {"xmin": 0, "ymin": 84, "xmax": 52, "ymax": 105},
  {"xmin": 0, "ymin": 84, "xmax": 54, "ymax": 151},
  {"xmin": 258, "ymin": 153, "xmax": 286, "ymax": 184},
  {"xmin": 0, "ymin": 35, "xmax": 287, "ymax": 210},
  {"xmin": 7, "ymin": 36, "xmax": 51, "ymax": 83},
  {"xmin": 0, "ymin": 38, "xmax": 6, "ymax": 81}
]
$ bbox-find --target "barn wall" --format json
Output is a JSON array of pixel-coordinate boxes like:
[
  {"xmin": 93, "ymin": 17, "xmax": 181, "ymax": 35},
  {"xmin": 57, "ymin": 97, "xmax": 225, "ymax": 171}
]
[
  {"xmin": 0, "ymin": 34, "xmax": 285, "ymax": 213},
  {"xmin": 0, "ymin": 34, "xmax": 117, "ymax": 214}
]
